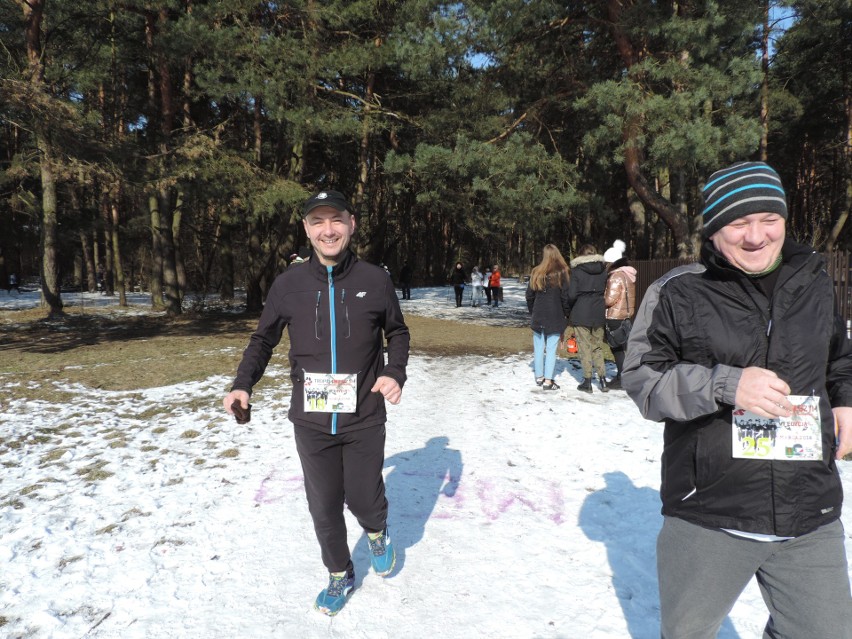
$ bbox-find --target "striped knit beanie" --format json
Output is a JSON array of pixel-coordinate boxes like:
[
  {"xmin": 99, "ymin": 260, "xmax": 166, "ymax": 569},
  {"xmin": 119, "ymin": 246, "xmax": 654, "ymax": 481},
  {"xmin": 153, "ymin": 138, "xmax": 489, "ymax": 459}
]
[{"xmin": 701, "ymin": 162, "xmax": 787, "ymax": 238}]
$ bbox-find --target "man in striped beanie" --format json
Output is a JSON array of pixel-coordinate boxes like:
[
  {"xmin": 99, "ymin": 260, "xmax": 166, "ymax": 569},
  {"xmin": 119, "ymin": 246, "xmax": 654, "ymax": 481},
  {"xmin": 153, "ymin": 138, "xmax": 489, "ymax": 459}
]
[
  {"xmin": 622, "ymin": 160, "xmax": 852, "ymax": 637},
  {"xmin": 701, "ymin": 161, "xmax": 788, "ymax": 238},
  {"xmin": 701, "ymin": 161, "xmax": 788, "ymax": 276}
]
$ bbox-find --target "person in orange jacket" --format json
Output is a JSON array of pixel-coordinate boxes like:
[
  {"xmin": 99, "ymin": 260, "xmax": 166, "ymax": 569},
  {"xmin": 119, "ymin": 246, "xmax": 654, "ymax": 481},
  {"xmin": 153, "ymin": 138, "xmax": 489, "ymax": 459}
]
[{"xmin": 489, "ymin": 265, "xmax": 502, "ymax": 307}]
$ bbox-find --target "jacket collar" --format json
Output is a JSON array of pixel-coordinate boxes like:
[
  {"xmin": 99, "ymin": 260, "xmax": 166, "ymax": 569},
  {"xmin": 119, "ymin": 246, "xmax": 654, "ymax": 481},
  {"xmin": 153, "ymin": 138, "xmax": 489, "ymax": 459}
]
[{"xmin": 307, "ymin": 248, "xmax": 357, "ymax": 281}]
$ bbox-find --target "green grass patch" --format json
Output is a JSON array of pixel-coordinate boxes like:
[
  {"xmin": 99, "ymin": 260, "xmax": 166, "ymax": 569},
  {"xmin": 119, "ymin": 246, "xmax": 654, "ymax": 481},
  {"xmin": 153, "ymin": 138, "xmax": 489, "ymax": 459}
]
[
  {"xmin": 218, "ymin": 448, "xmax": 239, "ymax": 458},
  {"xmin": 181, "ymin": 430, "xmax": 201, "ymax": 439}
]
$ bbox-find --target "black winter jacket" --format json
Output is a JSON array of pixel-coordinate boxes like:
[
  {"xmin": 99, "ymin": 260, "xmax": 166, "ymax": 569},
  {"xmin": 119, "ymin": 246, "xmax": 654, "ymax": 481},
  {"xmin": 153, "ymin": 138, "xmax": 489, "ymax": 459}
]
[
  {"xmin": 232, "ymin": 250, "xmax": 410, "ymax": 434},
  {"xmin": 525, "ymin": 274, "xmax": 571, "ymax": 335},
  {"xmin": 567, "ymin": 255, "xmax": 608, "ymax": 328},
  {"xmin": 623, "ymin": 238, "xmax": 852, "ymax": 537}
]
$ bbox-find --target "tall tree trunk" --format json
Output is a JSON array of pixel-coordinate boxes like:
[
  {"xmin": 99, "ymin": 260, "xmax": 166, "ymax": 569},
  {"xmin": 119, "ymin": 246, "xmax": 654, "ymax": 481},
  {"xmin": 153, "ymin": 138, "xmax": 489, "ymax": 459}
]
[
  {"xmin": 100, "ymin": 186, "xmax": 115, "ymax": 296},
  {"xmin": 245, "ymin": 220, "xmax": 264, "ymax": 312},
  {"xmin": 159, "ymin": 189, "xmax": 181, "ymax": 315},
  {"xmin": 92, "ymin": 228, "xmax": 100, "ymax": 287},
  {"xmin": 218, "ymin": 219, "xmax": 234, "ymax": 302},
  {"xmin": 79, "ymin": 230, "xmax": 96, "ymax": 292},
  {"xmin": 18, "ymin": 0, "xmax": 62, "ymax": 315},
  {"xmin": 355, "ymin": 56, "xmax": 378, "ymax": 259},
  {"xmin": 149, "ymin": 193, "xmax": 165, "ymax": 309},
  {"xmin": 172, "ymin": 191, "xmax": 186, "ymax": 302},
  {"xmin": 37, "ymin": 130, "xmax": 62, "ymax": 315},
  {"xmin": 111, "ymin": 190, "xmax": 127, "ymax": 306},
  {"xmin": 607, "ymin": 0, "xmax": 691, "ymax": 256}
]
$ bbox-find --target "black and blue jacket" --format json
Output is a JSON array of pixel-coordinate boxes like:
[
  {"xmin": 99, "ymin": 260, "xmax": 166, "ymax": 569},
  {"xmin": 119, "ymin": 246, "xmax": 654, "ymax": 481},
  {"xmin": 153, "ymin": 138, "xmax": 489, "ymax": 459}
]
[{"xmin": 232, "ymin": 249, "xmax": 410, "ymax": 434}]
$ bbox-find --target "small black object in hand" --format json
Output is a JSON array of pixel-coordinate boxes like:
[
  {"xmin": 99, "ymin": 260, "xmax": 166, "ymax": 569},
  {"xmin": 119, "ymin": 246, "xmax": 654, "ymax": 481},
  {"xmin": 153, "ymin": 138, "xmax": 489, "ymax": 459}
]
[{"xmin": 231, "ymin": 400, "xmax": 251, "ymax": 424}]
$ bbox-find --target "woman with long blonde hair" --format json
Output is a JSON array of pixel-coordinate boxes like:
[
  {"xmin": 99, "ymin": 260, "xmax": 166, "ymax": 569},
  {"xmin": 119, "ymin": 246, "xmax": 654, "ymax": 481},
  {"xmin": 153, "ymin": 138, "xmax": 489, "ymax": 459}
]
[{"xmin": 525, "ymin": 244, "xmax": 572, "ymax": 390}]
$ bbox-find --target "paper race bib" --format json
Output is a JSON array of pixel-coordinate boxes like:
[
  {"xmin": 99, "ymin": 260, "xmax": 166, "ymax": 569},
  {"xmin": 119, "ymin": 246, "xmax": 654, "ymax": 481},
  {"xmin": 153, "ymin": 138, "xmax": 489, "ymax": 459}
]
[
  {"xmin": 303, "ymin": 372, "xmax": 358, "ymax": 413},
  {"xmin": 732, "ymin": 395, "xmax": 823, "ymax": 461}
]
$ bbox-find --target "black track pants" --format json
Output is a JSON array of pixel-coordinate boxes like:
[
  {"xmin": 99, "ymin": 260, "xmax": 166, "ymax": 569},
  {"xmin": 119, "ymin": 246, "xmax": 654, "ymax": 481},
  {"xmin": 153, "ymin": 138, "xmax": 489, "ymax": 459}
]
[{"xmin": 294, "ymin": 423, "xmax": 388, "ymax": 573}]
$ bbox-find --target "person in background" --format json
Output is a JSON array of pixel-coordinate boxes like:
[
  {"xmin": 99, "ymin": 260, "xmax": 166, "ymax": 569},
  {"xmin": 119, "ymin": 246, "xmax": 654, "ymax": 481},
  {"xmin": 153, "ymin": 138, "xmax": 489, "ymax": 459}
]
[
  {"xmin": 399, "ymin": 261, "xmax": 413, "ymax": 300},
  {"xmin": 623, "ymin": 161, "xmax": 852, "ymax": 638},
  {"xmin": 8, "ymin": 272, "xmax": 20, "ymax": 294},
  {"xmin": 470, "ymin": 265, "xmax": 484, "ymax": 307},
  {"xmin": 568, "ymin": 244, "xmax": 609, "ymax": 393},
  {"xmin": 450, "ymin": 261, "xmax": 467, "ymax": 307},
  {"xmin": 489, "ymin": 265, "xmax": 502, "ymax": 308},
  {"xmin": 603, "ymin": 240, "xmax": 636, "ymax": 390},
  {"xmin": 483, "ymin": 267, "xmax": 493, "ymax": 306},
  {"xmin": 525, "ymin": 245, "xmax": 571, "ymax": 390},
  {"xmin": 223, "ymin": 189, "xmax": 410, "ymax": 617}
]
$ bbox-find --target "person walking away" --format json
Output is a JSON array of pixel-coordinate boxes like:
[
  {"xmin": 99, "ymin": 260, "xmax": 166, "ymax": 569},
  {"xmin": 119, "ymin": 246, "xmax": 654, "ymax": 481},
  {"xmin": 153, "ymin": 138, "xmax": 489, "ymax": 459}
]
[
  {"xmin": 525, "ymin": 245, "xmax": 571, "ymax": 390},
  {"xmin": 489, "ymin": 265, "xmax": 502, "ymax": 307},
  {"xmin": 623, "ymin": 161, "xmax": 852, "ymax": 638},
  {"xmin": 223, "ymin": 189, "xmax": 410, "ymax": 617},
  {"xmin": 483, "ymin": 267, "xmax": 492, "ymax": 306},
  {"xmin": 399, "ymin": 261, "xmax": 412, "ymax": 300},
  {"xmin": 602, "ymin": 240, "xmax": 636, "ymax": 390},
  {"xmin": 470, "ymin": 265, "xmax": 484, "ymax": 306},
  {"xmin": 8, "ymin": 273, "xmax": 20, "ymax": 294},
  {"xmin": 568, "ymin": 244, "xmax": 609, "ymax": 393},
  {"xmin": 450, "ymin": 262, "xmax": 466, "ymax": 307}
]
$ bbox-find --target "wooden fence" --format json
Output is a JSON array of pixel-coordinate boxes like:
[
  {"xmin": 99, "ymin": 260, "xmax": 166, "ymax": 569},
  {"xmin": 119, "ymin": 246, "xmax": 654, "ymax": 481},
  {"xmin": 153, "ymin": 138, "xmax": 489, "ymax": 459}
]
[{"xmin": 632, "ymin": 251, "xmax": 852, "ymax": 326}]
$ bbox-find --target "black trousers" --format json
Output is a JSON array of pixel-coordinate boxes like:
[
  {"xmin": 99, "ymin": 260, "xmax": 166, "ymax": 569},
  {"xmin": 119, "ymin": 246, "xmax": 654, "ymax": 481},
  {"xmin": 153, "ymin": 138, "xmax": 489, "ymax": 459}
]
[
  {"xmin": 454, "ymin": 285, "xmax": 464, "ymax": 306},
  {"xmin": 294, "ymin": 423, "xmax": 388, "ymax": 572}
]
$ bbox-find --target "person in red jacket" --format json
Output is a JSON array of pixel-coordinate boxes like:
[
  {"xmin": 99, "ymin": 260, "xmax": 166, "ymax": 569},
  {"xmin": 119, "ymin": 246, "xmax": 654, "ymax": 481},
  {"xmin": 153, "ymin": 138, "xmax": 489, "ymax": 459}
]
[
  {"xmin": 223, "ymin": 190, "xmax": 410, "ymax": 617},
  {"xmin": 489, "ymin": 265, "xmax": 502, "ymax": 307}
]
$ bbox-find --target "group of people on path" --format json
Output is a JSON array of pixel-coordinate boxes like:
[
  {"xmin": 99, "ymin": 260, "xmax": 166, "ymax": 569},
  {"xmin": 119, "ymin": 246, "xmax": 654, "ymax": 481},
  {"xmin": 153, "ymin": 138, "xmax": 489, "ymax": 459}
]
[
  {"xmin": 222, "ymin": 163, "xmax": 852, "ymax": 635},
  {"xmin": 449, "ymin": 262, "xmax": 502, "ymax": 307},
  {"xmin": 525, "ymin": 239, "xmax": 636, "ymax": 393}
]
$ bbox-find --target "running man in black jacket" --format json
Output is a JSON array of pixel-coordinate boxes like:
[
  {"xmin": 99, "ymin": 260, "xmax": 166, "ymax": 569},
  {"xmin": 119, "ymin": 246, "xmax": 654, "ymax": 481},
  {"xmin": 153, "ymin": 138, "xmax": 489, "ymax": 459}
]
[
  {"xmin": 624, "ymin": 162, "xmax": 852, "ymax": 638},
  {"xmin": 224, "ymin": 189, "xmax": 410, "ymax": 616}
]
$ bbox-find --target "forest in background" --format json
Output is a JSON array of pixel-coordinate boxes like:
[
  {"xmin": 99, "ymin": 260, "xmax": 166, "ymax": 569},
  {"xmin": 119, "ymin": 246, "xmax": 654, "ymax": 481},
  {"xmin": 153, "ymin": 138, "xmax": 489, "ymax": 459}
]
[{"xmin": 1, "ymin": 0, "xmax": 850, "ymax": 316}]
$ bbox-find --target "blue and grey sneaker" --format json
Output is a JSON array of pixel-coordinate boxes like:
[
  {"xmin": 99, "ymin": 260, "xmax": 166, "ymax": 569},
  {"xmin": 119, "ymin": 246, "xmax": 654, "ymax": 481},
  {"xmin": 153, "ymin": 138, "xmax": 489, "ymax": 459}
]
[
  {"xmin": 314, "ymin": 568, "xmax": 355, "ymax": 616},
  {"xmin": 367, "ymin": 527, "xmax": 396, "ymax": 577}
]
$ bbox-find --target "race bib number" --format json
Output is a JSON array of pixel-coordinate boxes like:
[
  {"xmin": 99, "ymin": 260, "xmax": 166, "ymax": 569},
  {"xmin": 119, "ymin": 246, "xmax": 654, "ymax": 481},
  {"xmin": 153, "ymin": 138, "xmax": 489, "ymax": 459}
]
[
  {"xmin": 303, "ymin": 372, "xmax": 358, "ymax": 413},
  {"xmin": 732, "ymin": 395, "xmax": 822, "ymax": 461}
]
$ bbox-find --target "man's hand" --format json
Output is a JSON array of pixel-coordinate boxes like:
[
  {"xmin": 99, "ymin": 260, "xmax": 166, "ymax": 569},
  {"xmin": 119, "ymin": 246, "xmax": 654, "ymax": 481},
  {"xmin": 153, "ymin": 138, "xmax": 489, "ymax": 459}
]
[
  {"xmin": 833, "ymin": 407, "xmax": 852, "ymax": 460},
  {"xmin": 371, "ymin": 376, "xmax": 402, "ymax": 405},
  {"xmin": 224, "ymin": 390, "xmax": 250, "ymax": 415},
  {"xmin": 735, "ymin": 367, "xmax": 793, "ymax": 418}
]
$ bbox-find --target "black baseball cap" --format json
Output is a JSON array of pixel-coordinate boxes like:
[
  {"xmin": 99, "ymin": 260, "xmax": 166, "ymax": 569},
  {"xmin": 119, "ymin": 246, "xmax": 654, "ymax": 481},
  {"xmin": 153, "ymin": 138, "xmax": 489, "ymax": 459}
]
[{"xmin": 302, "ymin": 190, "xmax": 352, "ymax": 217}]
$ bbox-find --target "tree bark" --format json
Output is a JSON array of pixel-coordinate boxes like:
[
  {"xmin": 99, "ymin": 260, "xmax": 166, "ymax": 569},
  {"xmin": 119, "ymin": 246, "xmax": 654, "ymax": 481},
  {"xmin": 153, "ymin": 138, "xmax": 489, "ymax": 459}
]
[
  {"xmin": 149, "ymin": 193, "xmax": 165, "ymax": 309},
  {"xmin": 111, "ymin": 189, "xmax": 127, "ymax": 306},
  {"xmin": 18, "ymin": 0, "xmax": 63, "ymax": 315},
  {"xmin": 101, "ymin": 186, "xmax": 115, "ymax": 296},
  {"xmin": 607, "ymin": 0, "xmax": 692, "ymax": 256}
]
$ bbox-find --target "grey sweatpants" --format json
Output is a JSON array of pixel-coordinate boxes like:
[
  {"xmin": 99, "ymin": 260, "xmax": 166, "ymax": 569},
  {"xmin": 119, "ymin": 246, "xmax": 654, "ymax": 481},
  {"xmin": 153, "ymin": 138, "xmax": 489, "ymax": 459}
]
[
  {"xmin": 657, "ymin": 516, "xmax": 852, "ymax": 639},
  {"xmin": 294, "ymin": 423, "xmax": 388, "ymax": 573}
]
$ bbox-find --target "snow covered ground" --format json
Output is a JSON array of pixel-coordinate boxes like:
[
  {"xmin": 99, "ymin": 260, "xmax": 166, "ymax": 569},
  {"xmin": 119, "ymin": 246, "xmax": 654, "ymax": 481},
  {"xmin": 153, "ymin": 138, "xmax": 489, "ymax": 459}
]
[{"xmin": 1, "ymin": 282, "xmax": 850, "ymax": 638}]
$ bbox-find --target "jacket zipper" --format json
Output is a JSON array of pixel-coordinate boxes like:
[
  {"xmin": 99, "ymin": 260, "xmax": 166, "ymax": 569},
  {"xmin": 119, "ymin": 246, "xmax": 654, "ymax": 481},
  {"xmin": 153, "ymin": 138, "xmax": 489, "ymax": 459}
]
[
  {"xmin": 327, "ymin": 266, "xmax": 339, "ymax": 435},
  {"xmin": 765, "ymin": 296, "xmax": 777, "ymax": 534}
]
